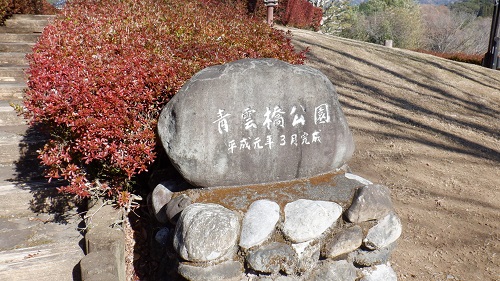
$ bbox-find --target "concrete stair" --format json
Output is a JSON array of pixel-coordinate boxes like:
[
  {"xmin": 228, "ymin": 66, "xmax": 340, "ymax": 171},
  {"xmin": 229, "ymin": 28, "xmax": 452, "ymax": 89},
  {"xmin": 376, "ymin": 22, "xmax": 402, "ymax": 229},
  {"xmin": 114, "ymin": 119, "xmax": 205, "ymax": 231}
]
[
  {"xmin": 0, "ymin": 66, "xmax": 27, "ymax": 82},
  {"xmin": 2, "ymin": 14, "xmax": 54, "ymax": 32},
  {"xmin": 0, "ymin": 14, "xmax": 84, "ymax": 281},
  {"xmin": 0, "ymin": 83, "xmax": 25, "ymax": 99},
  {"xmin": 0, "ymin": 32, "xmax": 41, "ymax": 43},
  {"xmin": 0, "ymin": 42, "xmax": 35, "ymax": 52},
  {"xmin": 0, "ymin": 52, "xmax": 29, "ymax": 65},
  {"xmin": 0, "ymin": 14, "xmax": 54, "ymax": 100}
]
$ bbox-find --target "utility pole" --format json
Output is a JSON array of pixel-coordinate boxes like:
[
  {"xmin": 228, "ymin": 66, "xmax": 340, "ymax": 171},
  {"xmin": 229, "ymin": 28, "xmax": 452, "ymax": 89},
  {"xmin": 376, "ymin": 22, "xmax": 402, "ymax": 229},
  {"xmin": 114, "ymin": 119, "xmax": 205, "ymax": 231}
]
[{"xmin": 483, "ymin": 0, "xmax": 500, "ymax": 69}]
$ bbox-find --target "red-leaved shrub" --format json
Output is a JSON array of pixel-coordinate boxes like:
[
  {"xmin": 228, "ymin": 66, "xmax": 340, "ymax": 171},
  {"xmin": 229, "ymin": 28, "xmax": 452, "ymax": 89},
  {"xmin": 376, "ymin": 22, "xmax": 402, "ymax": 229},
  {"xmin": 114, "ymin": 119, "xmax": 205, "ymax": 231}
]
[
  {"xmin": 414, "ymin": 49, "xmax": 483, "ymax": 66},
  {"xmin": 24, "ymin": 0, "xmax": 305, "ymax": 203},
  {"xmin": 232, "ymin": 0, "xmax": 322, "ymax": 31},
  {"xmin": 281, "ymin": 0, "xmax": 322, "ymax": 31}
]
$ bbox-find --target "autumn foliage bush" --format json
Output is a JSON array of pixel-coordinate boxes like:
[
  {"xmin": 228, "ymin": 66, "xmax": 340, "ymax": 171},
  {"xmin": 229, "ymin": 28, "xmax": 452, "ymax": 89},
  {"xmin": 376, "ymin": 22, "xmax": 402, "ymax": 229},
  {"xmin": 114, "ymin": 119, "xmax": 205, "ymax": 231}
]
[
  {"xmin": 281, "ymin": 0, "xmax": 322, "ymax": 31},
  {"xmin": 414, "ymin": 49, "xmax": 483, "ymax": 66},
  {"xmin": 0, "ymin": 0, "xmax": 57, "ymax": 24},
  {"xmin": 24, "ymin": 0, "xmax": 305, "ymax": 204},
  {"xmin": 236, "ymin": 0, "xmax": 322, "ymax": 31}
]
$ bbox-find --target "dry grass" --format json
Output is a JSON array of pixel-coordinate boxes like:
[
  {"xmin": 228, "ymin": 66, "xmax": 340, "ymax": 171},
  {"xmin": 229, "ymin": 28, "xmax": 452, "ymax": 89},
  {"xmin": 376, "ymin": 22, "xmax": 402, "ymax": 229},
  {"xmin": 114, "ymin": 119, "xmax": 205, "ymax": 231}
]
[{"xmin": 282, "ymin": 26, "xmax": 499, "ymax": 281}]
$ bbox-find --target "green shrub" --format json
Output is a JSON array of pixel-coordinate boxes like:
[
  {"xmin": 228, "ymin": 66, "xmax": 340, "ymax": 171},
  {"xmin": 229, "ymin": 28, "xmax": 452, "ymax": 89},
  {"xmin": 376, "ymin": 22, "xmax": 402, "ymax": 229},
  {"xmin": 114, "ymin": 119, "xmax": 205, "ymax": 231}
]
[{"xmin": 24, "ymin": 0, "xmax": 306, "ymax": 205}]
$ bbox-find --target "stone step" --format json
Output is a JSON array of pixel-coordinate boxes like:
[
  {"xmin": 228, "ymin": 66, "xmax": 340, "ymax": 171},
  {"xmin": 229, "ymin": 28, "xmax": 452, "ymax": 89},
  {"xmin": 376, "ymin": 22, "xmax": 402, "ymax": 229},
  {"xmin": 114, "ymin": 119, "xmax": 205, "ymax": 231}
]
[
  {"xmin": 0, "ymin": 76, "xmax": 26, "ymax": 83},
  {"xmin": 0, "ymin": 83, "xmax": 26, "ymax": 100},
  {"xmin": 0, "ymin": 33, "xmax": 41, "ymax": 43},
  {"xmin": 0, "ymin": 183, "xmax": 34, "ymax": 217},
  {"xmin": 0, "ymin": 26, "xmax": 42, "ymax": 34},
  {"xmin": 9, "ymin": 14, "xmax": 56, "ymax": 21},
  {"xmin": 0, "ymin": 52, "xmax": 28, "ymax": 66},
  {"xmin": 0, "ymin": 132, "xmax": 23, "ymax": 165},
  {"xmin": 2, "ymin": 24, "xmax": 47, "ymax": 33},
  {"xmin": 0, "ymin": 182, "xmax": 83, "ymax": 280},
  {"xmin": 0, "ymin": 100, "xmax": 28, "ymax": 124},
  {"xmin": 0, "ymin": 66, "xmax": 28, "ymax": 80},
  {"xmin": 0, "ymin": 42, "xmax": 35, "ymax": 53},
  {"xmin": 0, "ymin": 131, "xmax": 47, "ymax": 185},
  {"xmin": 5, "ymin": 15, "xmax": 54, "ymax": 33},
  {"xmin": 0, "ymin": 101, "xmax": 28, "ymax": 165},
  {"xmin": 0, "ymin": 14, "xmax": 82, "ymax": 281},
  {"xmin": 0, "ymin": 181, "xmax": 71, "ymax": 218},
  {"xmin": 0, "ymin": 242, "xmax": 83, "ymax": 281}
]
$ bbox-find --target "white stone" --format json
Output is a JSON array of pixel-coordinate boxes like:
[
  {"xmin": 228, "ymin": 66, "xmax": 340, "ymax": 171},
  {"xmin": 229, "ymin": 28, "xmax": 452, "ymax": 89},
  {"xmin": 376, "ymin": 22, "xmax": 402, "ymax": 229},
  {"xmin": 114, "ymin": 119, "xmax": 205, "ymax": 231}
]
[
  {"xmin": 345, "ymin": 173, "xmax": 373, "ymax": 185},
  {"xmin": 282, "ymin": 199, "xmax": 342, "ymax": 243},
  {"xmin": 323, "ymin": 225, "xmax": 363, "ymax": 258},
  {"xmin": 246, "ymin": 242, "xmax": 297, "ymax": 275},
  {"xmin": 309, "ymin": 260, "xmax": 357, "ymax": 281},
  {"xmin": 292, "ymin": 240, "xmax": 320, "ymax": 272},
  {"xmin": 364, "ymin": 213, "xmax": 402, "ymax": 250},
  {"xmin": 152, "ymin": 182, "xmax": 173, "ymax": 223},
  {"xmin": 346, "ymin": 184, "xmax": 394, "ymax": 223},
  {"xmin": 239, "ymin": 200, "xmax": 280, "ymax": 249},
  {"xmin": 173, "ymin": 203, "xmax": 240, "ymax": 262},
  {"xmin": 177, "ymin": 260, "xmax": 244, "ymax": 281},
  {"xmin": 360, "ymin": 263, "xmax": 398, "ymax": 281}
]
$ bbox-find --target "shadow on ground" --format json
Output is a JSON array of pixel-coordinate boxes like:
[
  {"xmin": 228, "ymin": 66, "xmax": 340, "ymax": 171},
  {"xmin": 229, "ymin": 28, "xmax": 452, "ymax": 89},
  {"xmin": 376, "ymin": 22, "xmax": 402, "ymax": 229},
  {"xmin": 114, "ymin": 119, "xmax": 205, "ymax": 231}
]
[
  {"xmin": 293, "ymin": 38, "xmax": 500, "ymax": 164},
  {"xmin": 12, "ymin": 123, "xmax": 83, "ymax": 224}
]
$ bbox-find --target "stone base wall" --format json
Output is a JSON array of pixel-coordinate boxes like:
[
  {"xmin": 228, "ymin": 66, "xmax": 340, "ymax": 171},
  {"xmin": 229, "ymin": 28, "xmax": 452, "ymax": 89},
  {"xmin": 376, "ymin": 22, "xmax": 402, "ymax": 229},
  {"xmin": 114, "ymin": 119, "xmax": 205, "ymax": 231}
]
[
  {"xmin": 81, "ymin": 200, "xmax": 126, "ymax": 281},
  {"xmin": 150, "ymin": 171, "xmax": 402, "ymax": 281}
]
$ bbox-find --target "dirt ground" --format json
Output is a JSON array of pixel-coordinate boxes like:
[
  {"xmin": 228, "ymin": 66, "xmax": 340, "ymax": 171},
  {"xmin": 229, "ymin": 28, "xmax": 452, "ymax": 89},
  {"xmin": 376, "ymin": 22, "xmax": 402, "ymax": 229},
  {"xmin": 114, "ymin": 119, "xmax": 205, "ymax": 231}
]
[{"xmin": 282, "ymin": 27, "xmax": 499, "ymax": 281}]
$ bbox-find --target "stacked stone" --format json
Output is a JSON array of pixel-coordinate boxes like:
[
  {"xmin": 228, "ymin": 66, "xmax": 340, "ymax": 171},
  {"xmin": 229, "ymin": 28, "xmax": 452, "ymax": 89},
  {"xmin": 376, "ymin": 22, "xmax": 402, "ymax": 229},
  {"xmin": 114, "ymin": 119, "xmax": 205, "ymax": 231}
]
[
  {"xmin": 151, "ymin": 176, "xmax": 401, "ymax": 280},
  {"xmin": 152, "ymin": 59, "xmax": 403, "ymax": 280}
]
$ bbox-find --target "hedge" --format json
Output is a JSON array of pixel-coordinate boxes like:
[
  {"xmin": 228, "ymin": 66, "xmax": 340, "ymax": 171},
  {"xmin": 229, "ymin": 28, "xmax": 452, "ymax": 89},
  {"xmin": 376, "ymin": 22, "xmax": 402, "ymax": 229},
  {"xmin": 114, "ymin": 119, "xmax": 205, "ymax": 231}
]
[
  {"xmin": 244, "ymin": 0, "xmax": 322, "ymax": 31},
  {"xmin": 414, "ymin": 49, "xmax": 483, "ymax": 66},
  {"xmin": 24, "ymin": 0, "xmax": 306, "ymax": 205},
  {"xmin": 281, "ymin": 0, "xmax": 322, "ymax": 31}
]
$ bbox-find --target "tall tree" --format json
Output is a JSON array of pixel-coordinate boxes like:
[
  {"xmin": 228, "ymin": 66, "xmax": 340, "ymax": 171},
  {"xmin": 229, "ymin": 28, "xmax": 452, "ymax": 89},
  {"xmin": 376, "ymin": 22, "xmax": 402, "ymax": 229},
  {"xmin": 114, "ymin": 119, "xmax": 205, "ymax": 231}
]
[
  {"xmin": 341, "ymin": 0, "xmax": 424, "ymax": 49},
  {"xmin": 317, "ymin": 0, "xmax": 352, "ymax": 35},
  {"xmin": 421, "ymin": 4, "xmax": 490, "ymax": 54},
  {"xmin": 450, "ymin": 0, "xmax": 495, "ymax": 17}
]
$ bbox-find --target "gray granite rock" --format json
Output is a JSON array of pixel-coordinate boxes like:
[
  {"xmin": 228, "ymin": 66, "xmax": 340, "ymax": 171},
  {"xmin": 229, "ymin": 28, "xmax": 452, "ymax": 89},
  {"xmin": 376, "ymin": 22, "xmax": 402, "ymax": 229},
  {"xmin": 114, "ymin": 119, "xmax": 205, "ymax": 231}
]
[
  {"xmin": 364, "ymin": 212, "xmax": 402, "ymax": 250},
  {"xmin": 308, "ymin": 260, "xmax": 357, "ymax": 281},
  {"xmin": 240, "ymin": 200, "xmax": 280, "ymax": 249},
  {"xmin": 166, "ymin": 194, "xmax": 192, "ymax": 224},
  {"xmin": 359, "ymin": 263, "xmax": 398, "ymax": 281},
  {"xmin": 322, "ymin": 225, "xmax": 363, "ymax": 258},
  {"xmin": 158, "ymin": 58, "xmax": 354, "ymax": 188},
  {"xmin": 344, "ymin": 173, "xmax": 372, "ymax": 185},
  {"xmin": 246, "ymin": 275, "xmax": 301, "ymax": 281},
  {"xmin": 246, "ymin": 242, "xmax": 297, "ymax": 275},
  {"xmin": 291, "ymin": 240, "xmax": 320, "ymax": 273},
  {"xmin": 177, "ymin": 260, "xmax": 243, "ymax": 281},
  {"xmin": 151, "ymin": 182, "xmax": 173, "ymax": 224},
  {"xmin": 174, "ymin": 203, "xmax": 240, "ymax": 262},
  {"xmin": 154, "ymin": 227, "xmax": 170, "ymax": 247},
  {"xmin": 282, "ymin": 199, "xmax": 342, "ymax": 243},
  {"xmin": 348, "ymin": 243, "xmax": 396, "ymax": 267},
  {"xmin": 345, "ymin": 184, "xmax": 394, "ymax": 223}
]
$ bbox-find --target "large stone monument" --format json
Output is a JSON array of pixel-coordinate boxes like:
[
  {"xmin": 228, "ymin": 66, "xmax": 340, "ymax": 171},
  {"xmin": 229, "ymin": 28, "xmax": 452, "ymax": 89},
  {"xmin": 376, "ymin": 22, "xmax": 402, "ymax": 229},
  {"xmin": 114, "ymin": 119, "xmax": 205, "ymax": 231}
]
[
  {"xmin": 158, "ymin": 58, "xmax": 354, "ymax": 188},
  {"xmin": 153, "ymin": 59, "xmax": 401, "ymax": 281}
]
